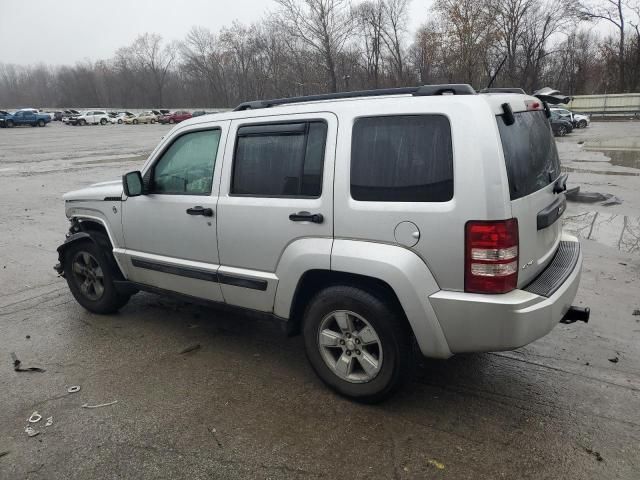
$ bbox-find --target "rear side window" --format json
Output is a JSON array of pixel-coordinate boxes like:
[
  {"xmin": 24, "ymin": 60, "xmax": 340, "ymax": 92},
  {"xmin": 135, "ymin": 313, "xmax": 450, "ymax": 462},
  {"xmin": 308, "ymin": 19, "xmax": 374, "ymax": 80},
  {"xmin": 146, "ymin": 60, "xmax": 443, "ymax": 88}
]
[
  {"xmin": 350, "ymin": 115, "xmax": 453, "ymax": 202},
  {"xmin": 498, "ymin": 111, "xmax": 560, "ymax": 200},
  {"xmin": 231, "ymin": 121, "xmax": 327, "ymax": 197}
]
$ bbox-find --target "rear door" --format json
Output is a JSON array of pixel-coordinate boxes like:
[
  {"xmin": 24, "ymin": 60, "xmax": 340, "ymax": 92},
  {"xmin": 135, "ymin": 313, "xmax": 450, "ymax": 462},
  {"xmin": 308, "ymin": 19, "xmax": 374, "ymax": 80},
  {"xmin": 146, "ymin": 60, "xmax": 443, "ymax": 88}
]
[
  {"xmin": 216, "ymin": 112, "xmax": 336, "ymax": 312},
  {"xmin": 497, "ymin": 109, "xmax": 563, "ymax": 286}
]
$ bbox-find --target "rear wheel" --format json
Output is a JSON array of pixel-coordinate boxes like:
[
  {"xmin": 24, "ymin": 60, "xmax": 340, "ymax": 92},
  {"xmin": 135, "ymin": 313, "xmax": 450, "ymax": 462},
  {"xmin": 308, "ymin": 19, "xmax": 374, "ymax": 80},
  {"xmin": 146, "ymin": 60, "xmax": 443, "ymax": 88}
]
[
  {"xmin": 100, "ymin": 118, "xmax": 107, "ymax": 125},
  {"xmin": 133, "ymin": 119, "xmax": 138, "ymax": 125},
  {"xmin": 118, "ymin": 119, "xmax": 123, "ymax": 124},
  {"xmin": 303, "ymin": 285, "xmax": 411, "ymax": 403},
  {"xmin": 151, "ymin": 119, "xmax": 156, "ymax": 124},
  {"xmin": 37, "ymin": 119, "xmax": 45, "ymax": 127},
  {"xmin": 63, "ymin": 238, "xmax": 131, "ymax": 314}
]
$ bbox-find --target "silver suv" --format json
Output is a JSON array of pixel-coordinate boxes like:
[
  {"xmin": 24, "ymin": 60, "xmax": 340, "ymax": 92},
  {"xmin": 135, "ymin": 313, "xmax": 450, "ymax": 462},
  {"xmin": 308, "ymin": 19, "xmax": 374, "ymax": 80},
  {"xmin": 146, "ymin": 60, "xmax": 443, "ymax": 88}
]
[{"xmin": 56, "ymin": 85, "xmax": 588, "ymax": 402}]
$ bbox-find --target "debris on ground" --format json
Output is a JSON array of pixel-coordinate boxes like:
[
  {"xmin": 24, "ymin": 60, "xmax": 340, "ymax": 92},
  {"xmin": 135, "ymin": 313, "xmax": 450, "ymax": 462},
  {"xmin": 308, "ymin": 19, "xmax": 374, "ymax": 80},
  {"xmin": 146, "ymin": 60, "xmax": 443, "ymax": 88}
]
[
  {"xmin": 28, "ymin": 412, "xmax": 42, "ymax": 423},
  {"xmin": 10, "ymin": 352, "xmax": 45, "ymax": 373},
  {"xmin": 608, "ymin": 356, "xmax": 619, "ymax": 363},
  {"xmin": 585, "ymin": 447, "xmax": 604, "ymax": 462},
  {"xmin": 633, "ymin": 309, "xmax": 640, "ymax": 316},
  {"xmin": 0, "ymin": 451, "xmax": 10, "ymax": 459},
  {"xmin": 25, "ymin": 335, "xmax": 30, "ymax": 339},
  {"xmin": 565, "ymin": 187, "xmax": 623, "ymax": 206},
  {"xmin": 24, "ymin": 426, "xmax": 40, "ymax": 437},
  {"xmin": 81, "ymin": 400, "xmax": 118, "ymax": 409},
  {"xmin": 208, "ymin": 426, "xmax": 223, "ymax": 448},
  {"xmin": 427, "ymin": 459, "xmax": 446, "ymax": 470},
  {"xmin": 67, "ymin": 385, "xmax": 81, "ymax": 393},
  {"xmin": 45, "ymin": 416, "xmax": 53, "ymax": 427},
  {"xmin": 179, "ymin": 344, "xmax": 201, "ymax": 354}
]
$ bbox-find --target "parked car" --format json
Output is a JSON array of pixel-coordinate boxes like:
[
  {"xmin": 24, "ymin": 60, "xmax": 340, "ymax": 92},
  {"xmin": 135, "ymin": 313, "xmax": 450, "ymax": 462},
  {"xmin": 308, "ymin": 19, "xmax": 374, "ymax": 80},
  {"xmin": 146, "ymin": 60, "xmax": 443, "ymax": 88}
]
[
  {"xmin": 69, "ymin": 110, "xmax": 110, "ymax": 126},
  {"xmin": 550, "ymin": 107, "xmax": 590, "ymax": 128},
  {"xmin": 124, "ymin": 112, "xmax": 157, "ymax": 124},
  {"xmin": 62, "ymin": 110, "xmax": 81, "ymax": 124},
  {"xmin": 550, "ymin": 111, "xmax": 573, "ymax": 136},
  {"xmin": 1, "ymin": 109, "xmax": 51, "ymax": 127},
  {"xmin": 158, "ymin": 110, "xmax": 192, "ymax": 124},
  {"xmin": 191, "ymin": 110, "xmax": 215, "ymax": 117},
  {"xmin": 0, "ymin": 110, "xmax": 10, "ymax": 121},
  {"xmin": 55, "ymin": 84, "xmax": 588, "ymax": 402},
  {"xmin": 108, "ymin": 112, "xmax": 133, "ymax": 124}
]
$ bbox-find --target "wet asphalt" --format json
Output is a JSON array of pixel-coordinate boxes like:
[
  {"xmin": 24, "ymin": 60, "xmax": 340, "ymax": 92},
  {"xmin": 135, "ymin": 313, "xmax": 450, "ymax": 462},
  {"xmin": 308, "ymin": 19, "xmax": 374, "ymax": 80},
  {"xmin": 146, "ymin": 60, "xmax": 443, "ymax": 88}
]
[{"xmin": 1, "ymin": 121, "xmax": 639, "ymax": 479}]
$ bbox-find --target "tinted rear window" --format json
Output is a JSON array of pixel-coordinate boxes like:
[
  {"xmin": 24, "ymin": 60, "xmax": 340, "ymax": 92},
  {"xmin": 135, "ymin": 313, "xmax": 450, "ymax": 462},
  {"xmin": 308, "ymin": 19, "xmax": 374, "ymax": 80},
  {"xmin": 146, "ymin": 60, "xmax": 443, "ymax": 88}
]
[
  {"xmin": 498, "ymin": 111, "xmax": 560, "ymax": 200},
  {"xmin": 351, "ymin": 115, "xmax": 453, "ymax": 202}
]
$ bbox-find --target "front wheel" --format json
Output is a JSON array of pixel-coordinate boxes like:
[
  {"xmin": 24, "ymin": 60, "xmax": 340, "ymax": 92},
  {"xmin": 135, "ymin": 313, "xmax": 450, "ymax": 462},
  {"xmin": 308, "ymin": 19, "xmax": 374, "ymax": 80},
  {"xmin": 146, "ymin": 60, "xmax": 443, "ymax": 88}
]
[
  {"xmin": 303, "ymin": 285, "xmax": 411, "ymax": 403},
  {"xmin": 79, "ymin": 119, "xmax": 87, "ymax": 126},
  {"xmin": 557, "ymin": 125, "xmax": 567, "ymax": 137},
  {"xmin": 151, "ymin": 119, "xmax": 156, "ymax": 124},
  {"xmin": 169, "ymin": 119, "xmax": 175, "ymax": 124},
  {"xmin": 63, "ymin": 239, "xmax": 131, "ymax": 314},
  {"xmin": 37, "ymin": 119, "xmax": 45, "ymax": 127},
  {"xmin": 100, "ymin": 118, "xmax": 107, "ymax": 125},
  {"xmin": 578, "ymin": 120, "xmax": 587, "ymax": 128},
  {"xmin": 6, "ymin": 120, "xmax": 14, "ymax": 128},
  {"xmin": 133, "ymin": 119, "xmax": 138, "ymax": 125},
  {"xmin": 118, "ymin": 119, "xmax": 123, "ymax": 124}
]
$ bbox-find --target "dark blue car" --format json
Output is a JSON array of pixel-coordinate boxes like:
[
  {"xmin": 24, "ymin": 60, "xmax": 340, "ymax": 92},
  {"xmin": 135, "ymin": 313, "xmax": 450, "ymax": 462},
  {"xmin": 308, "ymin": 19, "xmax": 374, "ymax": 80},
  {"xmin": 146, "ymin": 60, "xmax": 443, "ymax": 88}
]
[{"xmin": 1, "ymin": 110, "xmax": 52, "ymax": 128}]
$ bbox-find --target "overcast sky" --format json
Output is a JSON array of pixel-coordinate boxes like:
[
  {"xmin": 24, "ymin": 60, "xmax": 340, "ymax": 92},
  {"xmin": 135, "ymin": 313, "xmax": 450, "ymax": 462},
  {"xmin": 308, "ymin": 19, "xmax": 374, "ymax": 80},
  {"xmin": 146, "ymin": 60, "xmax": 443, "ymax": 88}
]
[{"xmin": 0, "ymin": 0, "xmax": 434, "ymax": 65}]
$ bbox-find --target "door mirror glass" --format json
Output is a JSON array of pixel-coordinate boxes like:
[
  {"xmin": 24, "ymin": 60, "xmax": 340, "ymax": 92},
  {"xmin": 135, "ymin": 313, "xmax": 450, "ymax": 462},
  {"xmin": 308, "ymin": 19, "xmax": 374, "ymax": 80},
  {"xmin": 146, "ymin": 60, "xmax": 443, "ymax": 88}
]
[{"xmin": 123, "ymin": 171, "xmax": 144, "ymax": 197}]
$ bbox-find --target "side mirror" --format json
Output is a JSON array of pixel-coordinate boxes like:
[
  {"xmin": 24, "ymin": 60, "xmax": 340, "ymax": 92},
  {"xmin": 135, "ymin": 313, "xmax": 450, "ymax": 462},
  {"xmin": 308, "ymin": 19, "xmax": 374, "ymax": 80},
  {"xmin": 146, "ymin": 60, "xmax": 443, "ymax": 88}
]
[{"xmin": 123, "ymin": 171, "xmax": 144, "ymax": 197}]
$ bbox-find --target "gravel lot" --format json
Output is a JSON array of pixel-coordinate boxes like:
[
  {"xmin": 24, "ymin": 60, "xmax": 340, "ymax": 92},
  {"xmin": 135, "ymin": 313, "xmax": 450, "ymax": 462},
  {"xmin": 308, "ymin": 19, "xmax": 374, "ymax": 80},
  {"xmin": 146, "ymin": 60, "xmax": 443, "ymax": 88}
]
[{"xmin": 1, "ymin": 121, "xmax": 639, "ymax": 479}]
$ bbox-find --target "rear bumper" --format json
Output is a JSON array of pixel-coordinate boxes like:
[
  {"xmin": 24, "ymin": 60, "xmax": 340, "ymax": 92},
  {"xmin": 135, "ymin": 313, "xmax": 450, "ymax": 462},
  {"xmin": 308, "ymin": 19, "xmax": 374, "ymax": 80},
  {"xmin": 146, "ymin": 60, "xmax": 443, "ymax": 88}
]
[{"xmin": 429, "ymin": 235, "xmax": 583, "ymax": 353}]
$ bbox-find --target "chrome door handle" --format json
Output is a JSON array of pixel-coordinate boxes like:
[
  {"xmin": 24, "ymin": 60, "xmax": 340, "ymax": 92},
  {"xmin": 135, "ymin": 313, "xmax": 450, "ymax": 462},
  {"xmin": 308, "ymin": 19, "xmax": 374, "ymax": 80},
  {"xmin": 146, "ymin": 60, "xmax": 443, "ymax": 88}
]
[{"xmin": 186, "ymin": 206, "xmax": 214, "ymax": 217}]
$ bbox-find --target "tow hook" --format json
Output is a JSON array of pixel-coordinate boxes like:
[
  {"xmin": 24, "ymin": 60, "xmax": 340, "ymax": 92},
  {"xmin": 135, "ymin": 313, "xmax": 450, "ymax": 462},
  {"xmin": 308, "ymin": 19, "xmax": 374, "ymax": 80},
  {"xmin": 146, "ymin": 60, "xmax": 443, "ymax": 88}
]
[{"xmin": 560, "ymin": 306, "xmax": 590, "ymax": 324}]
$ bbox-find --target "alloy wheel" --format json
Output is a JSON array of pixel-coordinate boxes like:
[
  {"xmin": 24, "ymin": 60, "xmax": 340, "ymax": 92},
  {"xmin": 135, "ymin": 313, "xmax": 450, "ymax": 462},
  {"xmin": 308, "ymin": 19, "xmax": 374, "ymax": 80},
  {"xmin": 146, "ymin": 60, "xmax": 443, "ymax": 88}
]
[
  {"xmin": 71, "ymin": 251, "xmax": 105, "ymax": 301},
  {"xmin": 317, "ymin": 310, "xmax": 383, "ymax": 383}
]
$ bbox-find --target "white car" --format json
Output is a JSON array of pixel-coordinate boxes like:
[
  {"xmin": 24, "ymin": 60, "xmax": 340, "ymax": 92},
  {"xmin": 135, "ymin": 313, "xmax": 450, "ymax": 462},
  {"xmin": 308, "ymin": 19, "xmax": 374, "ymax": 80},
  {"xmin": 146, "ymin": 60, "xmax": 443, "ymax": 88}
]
[
  {"xmin": 551, "ymin": 108, "xmax": 590, "ymax": 128},
  {"xmin": 71, "ymin": 110, "xmax": 110, "ymax": 126}
]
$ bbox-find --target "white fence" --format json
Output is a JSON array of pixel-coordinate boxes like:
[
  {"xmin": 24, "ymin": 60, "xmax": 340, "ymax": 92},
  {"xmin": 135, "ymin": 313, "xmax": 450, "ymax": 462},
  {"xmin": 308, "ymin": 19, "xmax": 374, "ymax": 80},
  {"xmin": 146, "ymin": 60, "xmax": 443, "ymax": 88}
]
[{"xmin": 568, "ymin": 93, "xmax": 640, "ymax": 117}]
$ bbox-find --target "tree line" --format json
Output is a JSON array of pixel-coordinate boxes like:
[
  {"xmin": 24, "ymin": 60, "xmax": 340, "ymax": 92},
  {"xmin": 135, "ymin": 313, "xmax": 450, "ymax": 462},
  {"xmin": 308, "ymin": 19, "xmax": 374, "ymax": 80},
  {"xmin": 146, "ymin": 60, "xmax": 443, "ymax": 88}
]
[{"xmin": 1, "ymin": 0, "xmax": 639, "ymax": 109}]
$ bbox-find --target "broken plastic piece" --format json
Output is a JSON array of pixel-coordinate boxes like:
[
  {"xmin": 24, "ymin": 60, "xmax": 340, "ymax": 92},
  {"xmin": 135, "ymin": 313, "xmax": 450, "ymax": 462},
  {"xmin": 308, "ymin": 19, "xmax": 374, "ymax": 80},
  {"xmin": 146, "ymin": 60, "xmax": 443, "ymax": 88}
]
[
  {"xmin": 28, "ymin": 411, "xmax": 42, "ymax": 423},
  {"xmin": 67, "ymin": 385, "xmax": 81, "ymax": 393},
  {"xmin": 81, "ymin": 400, "xmax": 118, "ymax": 409},
  {"xmin": 10, "ymin": 352, "xmax": 45, "ymax": 373},
  {"xmin": 179, "ymin": 344, "xmax": 201, "ymax": 354},
  {"xmin": 24, "ymin": 426, "xmax": 40, "ymax": 437}
]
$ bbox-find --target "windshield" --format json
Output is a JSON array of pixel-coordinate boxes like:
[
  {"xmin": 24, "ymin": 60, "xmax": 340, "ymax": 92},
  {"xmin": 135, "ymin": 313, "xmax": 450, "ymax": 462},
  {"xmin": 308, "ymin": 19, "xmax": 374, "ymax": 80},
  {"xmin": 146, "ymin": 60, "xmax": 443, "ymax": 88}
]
[{"xmin": 497, "ymin": 110, "xmax": 561, "ymax": 200}]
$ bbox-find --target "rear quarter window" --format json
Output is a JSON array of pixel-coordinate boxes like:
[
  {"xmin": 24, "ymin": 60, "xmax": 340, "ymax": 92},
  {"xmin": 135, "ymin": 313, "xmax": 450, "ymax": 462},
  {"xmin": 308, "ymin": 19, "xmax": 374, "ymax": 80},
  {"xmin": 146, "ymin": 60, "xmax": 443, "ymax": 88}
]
[
  {"xmin": 498, "ymin": 111, "xmax": 561, "ymax": 200},
  {"xmin": 350, "ymin": 115, "xmax": 453, "ymax": 202}
]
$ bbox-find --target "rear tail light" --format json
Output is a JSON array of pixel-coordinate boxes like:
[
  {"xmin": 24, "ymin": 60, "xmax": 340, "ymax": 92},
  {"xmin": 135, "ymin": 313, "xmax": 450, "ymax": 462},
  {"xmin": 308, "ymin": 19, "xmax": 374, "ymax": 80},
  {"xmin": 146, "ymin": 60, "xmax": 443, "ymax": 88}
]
[{"xmin": 465, "ymin": 219, "xmax": 519, "ymax": 294}]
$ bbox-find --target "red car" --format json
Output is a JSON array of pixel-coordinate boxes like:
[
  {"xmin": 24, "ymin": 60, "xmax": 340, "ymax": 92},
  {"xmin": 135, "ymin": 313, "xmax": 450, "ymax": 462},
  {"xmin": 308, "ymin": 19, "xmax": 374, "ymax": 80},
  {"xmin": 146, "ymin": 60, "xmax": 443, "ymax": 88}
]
[{"xmin": 158, "ymin": 110, "xmax": 192, "ymax": 124}]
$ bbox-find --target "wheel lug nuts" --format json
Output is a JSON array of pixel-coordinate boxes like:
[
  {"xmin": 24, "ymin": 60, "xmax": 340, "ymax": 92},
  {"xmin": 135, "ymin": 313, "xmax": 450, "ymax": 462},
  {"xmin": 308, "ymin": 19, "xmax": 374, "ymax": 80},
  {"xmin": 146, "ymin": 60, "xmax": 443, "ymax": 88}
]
[
  {"xmin": 340, "ymin": 340, "xmax": 345, "ymax": 345},
  {"xmin": 355, "ymin": 339, "xmax": 360, "ymax": 344},
  {"xmin": 346, "ymin": 333, "xmax": 351, "ymax": 338},
  {"xmin": 346, "ymin": 350, "xmax": 352, "ymax": 356},
  {"xmin": 356, "ymin": 350, "xmax": 361, "ymax": 355}
]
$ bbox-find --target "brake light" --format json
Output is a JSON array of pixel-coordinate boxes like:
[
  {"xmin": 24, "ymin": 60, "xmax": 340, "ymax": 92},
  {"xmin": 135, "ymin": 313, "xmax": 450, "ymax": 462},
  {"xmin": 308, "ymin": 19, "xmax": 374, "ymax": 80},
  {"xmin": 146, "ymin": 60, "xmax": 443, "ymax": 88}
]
[{"xmin": 465, "ymin": 219, "xmax": 519, "ymax": 294}]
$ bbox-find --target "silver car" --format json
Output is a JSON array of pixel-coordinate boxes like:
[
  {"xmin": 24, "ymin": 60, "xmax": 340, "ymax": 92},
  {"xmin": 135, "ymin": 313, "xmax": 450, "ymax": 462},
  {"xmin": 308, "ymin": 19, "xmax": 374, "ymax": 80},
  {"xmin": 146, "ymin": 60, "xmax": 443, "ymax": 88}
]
[{"xmin": 56, "ymin": 85, "xmax": 588, "ymax": 402}]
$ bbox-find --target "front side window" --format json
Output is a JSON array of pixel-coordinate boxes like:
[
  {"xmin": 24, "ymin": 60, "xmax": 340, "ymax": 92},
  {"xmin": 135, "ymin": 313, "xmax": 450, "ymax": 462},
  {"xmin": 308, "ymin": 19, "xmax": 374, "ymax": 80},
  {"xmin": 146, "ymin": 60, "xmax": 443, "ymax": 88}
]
[
  {"xmin": 351, "ymin": 115, "xmax": 454, "ymax": 202},
  {"xmin": 151, "ymin": 129, "xmax": 221, "ymax": 195},
  {"xmin": 231, "ymin": 121, "xmax": 327, "ymax": 197}
]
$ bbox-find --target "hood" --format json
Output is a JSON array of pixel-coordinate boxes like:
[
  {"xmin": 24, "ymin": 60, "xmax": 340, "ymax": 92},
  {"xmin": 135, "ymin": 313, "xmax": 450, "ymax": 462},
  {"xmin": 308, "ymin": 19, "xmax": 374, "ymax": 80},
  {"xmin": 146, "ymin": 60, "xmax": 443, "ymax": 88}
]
[{"xmin": 63, "ymin": 179, "xmax": 123, "ymax": 201}]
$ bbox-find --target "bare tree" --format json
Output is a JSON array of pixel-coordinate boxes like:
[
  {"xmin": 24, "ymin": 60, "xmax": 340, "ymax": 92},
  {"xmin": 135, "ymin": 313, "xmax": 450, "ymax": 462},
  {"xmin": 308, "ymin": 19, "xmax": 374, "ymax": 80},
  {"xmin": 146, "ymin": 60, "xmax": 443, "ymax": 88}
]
[
  {"xmin": 381, "ymin": 0, "xmax": 409, "ymax": 83},
  {"xmin": 275, "ymin": 0, "xmax": 352, "ymax": 92},
  {"xmin": 579, "ymin": 0, "xmax": 628, "ymax": 91},
  {"xmin": 353, "ymin": 0, "xmax": 385, "ymax": 88}
]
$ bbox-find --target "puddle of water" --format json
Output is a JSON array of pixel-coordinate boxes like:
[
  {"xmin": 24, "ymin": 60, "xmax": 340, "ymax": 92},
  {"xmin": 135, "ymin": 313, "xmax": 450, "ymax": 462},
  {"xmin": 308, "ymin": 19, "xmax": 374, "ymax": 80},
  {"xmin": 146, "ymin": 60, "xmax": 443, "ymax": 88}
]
[
  {"xmin": 583, "ymin": 148, "xmax": 640, "ymax": 170},
  {"xmin": 561, "ymin": 166, "xmax": 640, "ymax": 176},
  {"xmin": 563, "ymin": 212, "xmax": 640, "ymax": 254}
]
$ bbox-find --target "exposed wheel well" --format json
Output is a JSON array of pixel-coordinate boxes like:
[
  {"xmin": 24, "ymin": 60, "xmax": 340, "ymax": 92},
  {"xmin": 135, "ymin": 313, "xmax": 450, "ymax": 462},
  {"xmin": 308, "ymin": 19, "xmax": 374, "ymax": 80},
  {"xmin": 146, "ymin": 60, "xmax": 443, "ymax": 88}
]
[
  {"xmin": 287, "ymin": 270, "xmax": 407, "ymax": 336},
  {"xmin": 70, "ymin": 218, "xmax": 124, "ymax": 279}
]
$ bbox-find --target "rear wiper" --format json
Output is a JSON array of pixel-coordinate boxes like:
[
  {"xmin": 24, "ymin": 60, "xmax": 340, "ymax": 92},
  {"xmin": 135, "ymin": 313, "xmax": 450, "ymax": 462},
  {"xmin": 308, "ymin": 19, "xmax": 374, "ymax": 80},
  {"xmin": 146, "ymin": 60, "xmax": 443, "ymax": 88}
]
[{"xmin": 553, "ymin": 173, "xmax": 568, "ymax": 193}]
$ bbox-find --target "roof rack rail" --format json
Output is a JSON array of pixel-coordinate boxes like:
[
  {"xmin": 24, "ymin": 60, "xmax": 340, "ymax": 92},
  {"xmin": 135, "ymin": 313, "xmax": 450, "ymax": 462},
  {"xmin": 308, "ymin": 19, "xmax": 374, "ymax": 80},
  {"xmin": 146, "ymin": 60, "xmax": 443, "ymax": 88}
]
[
  {"xmin": 233, "ymin": 84, "xmax": 476, "ymax": 111},
  {"xmin": 479, "ymin": 87, "xmax": 526, "ymax": 94}
]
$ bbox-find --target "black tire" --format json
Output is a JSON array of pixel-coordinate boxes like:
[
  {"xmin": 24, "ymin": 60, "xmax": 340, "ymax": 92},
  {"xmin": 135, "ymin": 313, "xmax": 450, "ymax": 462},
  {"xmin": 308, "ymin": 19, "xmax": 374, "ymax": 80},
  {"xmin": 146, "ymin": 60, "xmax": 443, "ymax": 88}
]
[
  {"xmin": 118, "ymin": 119, "xmax": 123, "ymax": 124},
  {"xmin": 151, "ymin": 119, "xmax": 156, "ymax": 124},
  {"xmin": 63, "ymin": 237, "xmax": 131, "ymax": 314},
  {"xmin": 100, "ymin": 118, "xmax": 107, "ymax": 125},
  {"xmin": 6, "ymin": 120, "xmax": 14, "ymax": 128},
  {"xmin": 302, "ymin": 285, "xmax": 411, "ymax": 403},
  {"xmin": 578, "ymin": 120, "xmax": 587, "ymax": 128},
  {"xmin": 558, "ymin": 125, "xmax": 566, "ymax": 137},
  {"xmin": 79, "ymin": 119, "xmax": 86, "ymax": 126},
  {"xmin": 169, "ymin": 118, "xmax": 175, "ymax": 124},
  {"xmin": 37, "ymin": 119, "xmax": 45, "ymax": 127},
  {"xmin": 133, "ymin": 119, "xmax": 138, "ymax": 125}
]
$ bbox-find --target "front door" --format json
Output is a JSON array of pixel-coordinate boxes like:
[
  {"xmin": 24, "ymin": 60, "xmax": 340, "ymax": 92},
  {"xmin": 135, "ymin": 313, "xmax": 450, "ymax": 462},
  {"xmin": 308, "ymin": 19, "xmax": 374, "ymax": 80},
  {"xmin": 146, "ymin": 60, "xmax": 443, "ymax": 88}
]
[
  {"xmin": 215, "ymin": 112, "xmax": 337, "ymax": 312},
  {"xmin": 119, "ymin": 121, "xmax": 229, "ymax": 302}
]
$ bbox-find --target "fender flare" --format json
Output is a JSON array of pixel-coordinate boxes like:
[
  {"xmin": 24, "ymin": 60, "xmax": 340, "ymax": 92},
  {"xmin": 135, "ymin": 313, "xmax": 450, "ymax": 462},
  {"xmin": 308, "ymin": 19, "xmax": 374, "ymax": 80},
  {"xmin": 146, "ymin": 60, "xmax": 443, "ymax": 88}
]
[{"xmin": 54, "ymin": 232, "xmax": 93, "ymax": 275}]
